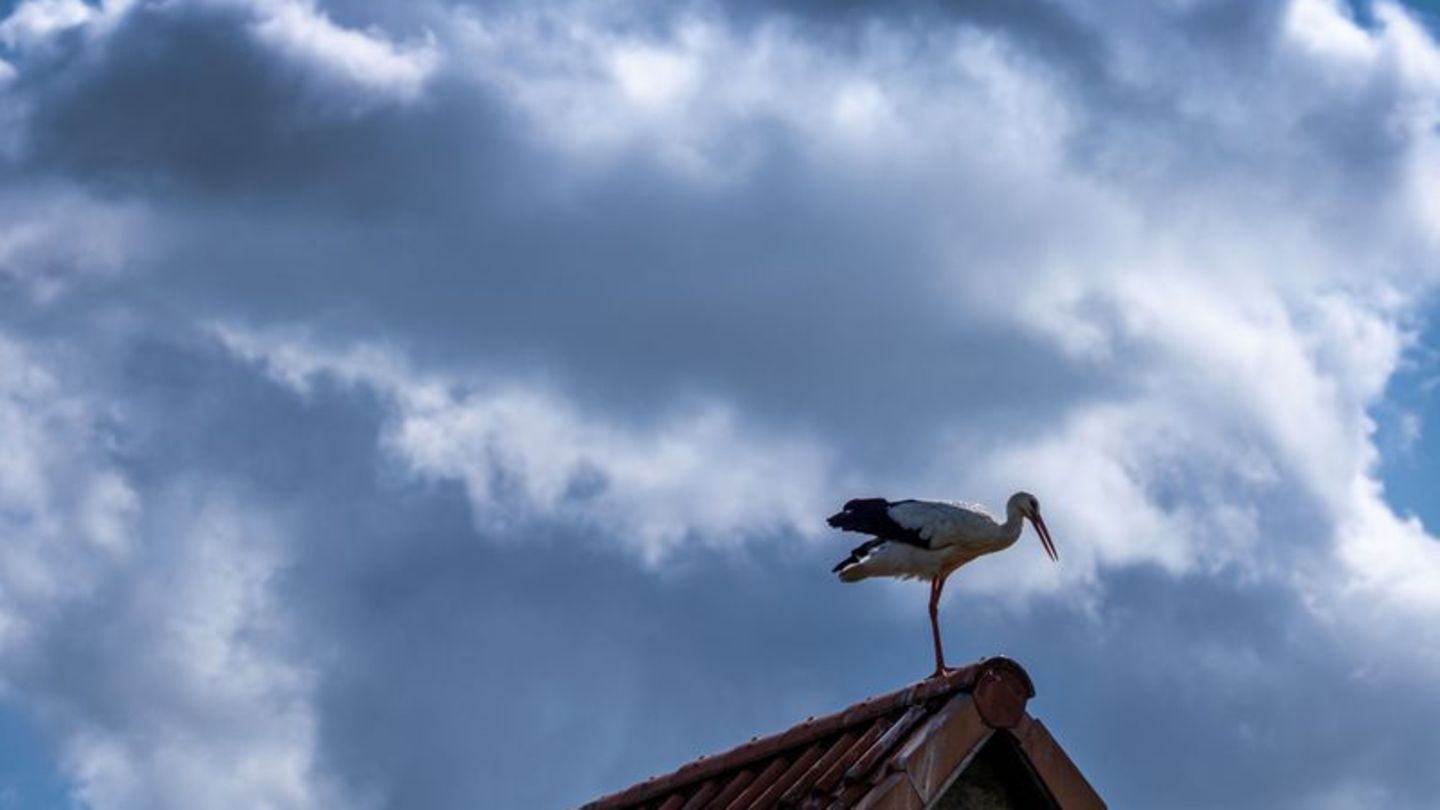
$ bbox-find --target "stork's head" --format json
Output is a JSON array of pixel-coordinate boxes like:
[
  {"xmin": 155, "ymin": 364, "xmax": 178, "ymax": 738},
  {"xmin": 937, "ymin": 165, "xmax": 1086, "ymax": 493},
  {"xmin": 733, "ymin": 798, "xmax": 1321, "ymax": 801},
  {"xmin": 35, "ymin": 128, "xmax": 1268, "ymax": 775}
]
[{"xmin": 1008, "ymin": 491, "xmax": 1057, "ymax": 562}]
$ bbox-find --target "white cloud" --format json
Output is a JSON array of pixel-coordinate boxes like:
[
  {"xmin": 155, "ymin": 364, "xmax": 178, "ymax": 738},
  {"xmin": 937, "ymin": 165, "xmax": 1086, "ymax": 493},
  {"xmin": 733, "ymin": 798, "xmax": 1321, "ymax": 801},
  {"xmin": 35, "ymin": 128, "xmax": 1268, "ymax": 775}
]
[
  {"xmin": 52, "ymin": 495, "xmax": 344, "ymax": 810},
  {"xmin": 452, "ymin": 10, "xmax": 1071, "ymax": 184},
  {"xmin": 0, "ymin": 0, "xmax": 94, "ymax": 51},
  {"xmin": 0, "ymin": 337, "xmax": 134, "ymax": 621},
  {"xmin": 607, "ymin": 42, "xmax": 698, "ymax": 109},
  {"xmin": 215, "ymin": 326, "xmax": 838, "ymax": 565},
  {"xmin": 0, "ymin": 334, "xmax": 346, "ymax": 810},
  {"xmin": 1285, "ymin": 0, "xmax": 1378, "ymax": 69},
  {"xmin": 0, "ymin": 0, "xmax": 137, "ymax": 55},
  {"xmin": 888, "ymin": 0, "xmax": 1440, "ymax": 641},
  {"xmin": 0, "ymin": 0, "xmax": 438, "ymax": 107},
  {"xmin": 248, "ymin": 0, "xmax": 440, "ymax": 106},
  {"xmin": 0, "ymin": 188, "xmax": 150, "ymax": 303}
]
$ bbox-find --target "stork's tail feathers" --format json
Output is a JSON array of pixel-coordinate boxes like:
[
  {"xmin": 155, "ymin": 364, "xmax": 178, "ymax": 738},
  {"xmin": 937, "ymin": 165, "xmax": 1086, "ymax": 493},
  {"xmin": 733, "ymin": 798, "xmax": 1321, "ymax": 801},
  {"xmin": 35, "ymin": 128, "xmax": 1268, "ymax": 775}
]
[
  {"xmin": 832, "ymin": 537, "xmax": 885, "ymax": 581},
  {"xmin": 829, "ymin": 499, "xmax": 893, "ymax": 582}
]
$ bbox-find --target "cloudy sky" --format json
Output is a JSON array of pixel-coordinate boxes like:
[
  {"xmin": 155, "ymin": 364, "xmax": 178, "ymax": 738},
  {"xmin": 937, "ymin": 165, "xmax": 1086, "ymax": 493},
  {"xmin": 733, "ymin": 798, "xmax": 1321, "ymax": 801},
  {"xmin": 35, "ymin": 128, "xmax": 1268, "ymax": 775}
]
[{"xmin": 2, "ymin": 0, "xmax": 1440, "ymax": 807}]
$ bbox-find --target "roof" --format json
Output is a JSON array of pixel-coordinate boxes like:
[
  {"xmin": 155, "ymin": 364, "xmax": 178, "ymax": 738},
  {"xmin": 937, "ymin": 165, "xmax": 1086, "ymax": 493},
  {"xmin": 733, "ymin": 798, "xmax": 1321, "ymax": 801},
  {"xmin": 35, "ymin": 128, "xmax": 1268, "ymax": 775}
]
[{"xmin": 583, "ymin": 657, "xmax": 1105, "ymax": 810}]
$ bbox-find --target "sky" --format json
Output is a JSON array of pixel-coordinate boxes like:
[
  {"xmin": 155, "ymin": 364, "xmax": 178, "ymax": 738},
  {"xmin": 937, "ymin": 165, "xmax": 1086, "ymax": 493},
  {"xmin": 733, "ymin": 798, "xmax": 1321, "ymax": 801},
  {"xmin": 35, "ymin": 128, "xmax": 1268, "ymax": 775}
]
[{"xmin": 1, "ymin": 0, "xmax": 1439, "ymax": 808}]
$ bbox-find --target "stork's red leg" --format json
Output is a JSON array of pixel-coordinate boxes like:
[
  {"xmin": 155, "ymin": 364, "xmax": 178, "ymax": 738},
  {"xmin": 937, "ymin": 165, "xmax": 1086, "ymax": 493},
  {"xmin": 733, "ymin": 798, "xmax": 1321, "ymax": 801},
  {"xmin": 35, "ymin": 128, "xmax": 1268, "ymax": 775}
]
[{"xmin": 928, "ymin": 576, "xmax": 947, "ymax": 678}]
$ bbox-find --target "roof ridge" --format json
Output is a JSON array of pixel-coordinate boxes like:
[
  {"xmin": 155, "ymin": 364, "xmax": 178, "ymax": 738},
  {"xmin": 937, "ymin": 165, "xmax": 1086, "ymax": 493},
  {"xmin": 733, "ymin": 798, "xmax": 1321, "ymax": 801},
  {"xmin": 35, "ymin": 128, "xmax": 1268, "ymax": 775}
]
[{"xmin": 583, "ymin": 657, "xmax": 1030, "ymax": 810}]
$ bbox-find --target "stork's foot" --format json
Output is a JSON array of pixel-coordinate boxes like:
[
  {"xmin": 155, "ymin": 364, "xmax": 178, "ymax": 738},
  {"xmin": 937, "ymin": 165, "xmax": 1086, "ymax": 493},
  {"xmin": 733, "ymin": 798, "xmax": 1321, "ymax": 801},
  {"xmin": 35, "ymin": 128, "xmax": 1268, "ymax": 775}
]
[{"xmin": 929, "ymin": 665, "xmax": 960, "ymax": 679}]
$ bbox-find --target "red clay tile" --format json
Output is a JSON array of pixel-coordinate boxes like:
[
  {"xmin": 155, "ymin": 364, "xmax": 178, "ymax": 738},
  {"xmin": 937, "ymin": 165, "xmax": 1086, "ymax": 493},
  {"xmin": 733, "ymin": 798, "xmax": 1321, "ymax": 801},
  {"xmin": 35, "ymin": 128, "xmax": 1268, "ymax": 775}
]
[
  {"xmin": 748, "ymin": 744, "xmax": 824, "ymax": 810},
  {"xmin": 778, "ymin": 730, "xmax": 860, "ymax": 806},
  {"xmin": 843, "ymin": 704, "xmax": 928, "ymax": 784},
  {"xmin": 810, "ymin": 720, "xmax": 887, "ymax": 795},
  {"xmin": 677, "ymin": 780, "xmax": 718, "ymax": 810},
  {"xmin": 706, "ymin": 769, "xmax": 756, "ymax": 810},
  {"xmin": 722, "ymin": 756, "xmax": 790, "ymax": 810}
]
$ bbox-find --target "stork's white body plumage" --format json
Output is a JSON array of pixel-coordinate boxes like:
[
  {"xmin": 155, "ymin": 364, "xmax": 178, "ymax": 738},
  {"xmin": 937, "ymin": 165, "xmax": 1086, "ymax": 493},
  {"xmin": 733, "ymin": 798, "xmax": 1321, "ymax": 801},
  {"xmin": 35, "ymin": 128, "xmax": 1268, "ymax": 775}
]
[
  {"xmin": 827, "ymin": 492, "xmax": 1057, "ymax": 677},
  {"xmin": 835, "ymin": 500, "xmax": 1020, "ymax": 582}
]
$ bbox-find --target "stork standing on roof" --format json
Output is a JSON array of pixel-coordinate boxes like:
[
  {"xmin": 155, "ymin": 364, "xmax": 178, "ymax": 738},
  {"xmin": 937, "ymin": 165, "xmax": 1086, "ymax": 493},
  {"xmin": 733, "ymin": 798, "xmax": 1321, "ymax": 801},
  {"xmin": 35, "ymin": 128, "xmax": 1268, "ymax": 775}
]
[{"xmin": 828, "ymin": 492, "xmax": 1058, "ymax": 677}]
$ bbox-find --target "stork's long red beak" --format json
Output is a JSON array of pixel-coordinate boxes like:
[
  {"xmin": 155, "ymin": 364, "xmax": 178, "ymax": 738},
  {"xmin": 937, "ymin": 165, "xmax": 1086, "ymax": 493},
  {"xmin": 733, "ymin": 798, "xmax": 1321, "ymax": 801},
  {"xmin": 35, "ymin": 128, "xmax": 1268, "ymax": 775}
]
[{"xmin": 1031, "ymin": 514, "xmax": 1058, "ymax": 562}]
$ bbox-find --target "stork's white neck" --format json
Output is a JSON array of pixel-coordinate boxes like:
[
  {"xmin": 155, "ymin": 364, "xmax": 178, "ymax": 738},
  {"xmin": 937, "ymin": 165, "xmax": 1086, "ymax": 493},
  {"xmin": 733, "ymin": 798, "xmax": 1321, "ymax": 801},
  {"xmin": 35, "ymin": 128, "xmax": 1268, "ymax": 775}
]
[{"xmin": 998, "ymin": 505, "xmax": 1026, "ymax": 546}]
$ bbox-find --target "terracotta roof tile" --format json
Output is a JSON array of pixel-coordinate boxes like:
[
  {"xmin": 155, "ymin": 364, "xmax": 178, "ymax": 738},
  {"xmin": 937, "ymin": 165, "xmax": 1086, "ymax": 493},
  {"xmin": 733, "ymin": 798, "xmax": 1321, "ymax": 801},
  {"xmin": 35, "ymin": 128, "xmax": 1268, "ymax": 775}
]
[
  {"xmin": 749, "ymin": 743, "xmax": 823, "ymax": 810},
  {"xmin": 724, "ymin": 755, "xmax": 791, "ymax": 810},
  {"xmin": 676, "ymin": 780, "xmax": 717, "ymax": 810}
]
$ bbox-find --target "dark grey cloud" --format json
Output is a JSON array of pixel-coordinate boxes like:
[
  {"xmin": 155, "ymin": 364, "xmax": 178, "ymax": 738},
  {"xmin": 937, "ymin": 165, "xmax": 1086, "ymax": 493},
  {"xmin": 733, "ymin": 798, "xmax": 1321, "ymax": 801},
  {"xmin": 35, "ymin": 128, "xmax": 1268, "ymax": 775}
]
[
  {"xmin": 15, "ymin": 5, "xmax": 485, "ymax": 207},
  {"xmin": 7, "ymin": 0, "xmax": 1113, "ymax": 460},
  {"xmin": 90, "ymin": 338, "xmax": 1440, "ymax": 807},
  {"xmin": 717, "ymin": 0, "xmax": 1106, "ymax": 70},
  {"xmin": 0, "ymin": 325, "xmax": 1415, "ymax": 809},
  {"xmin": 39, "ymin": 331, "xmax": 1428, "ymax": 809}
]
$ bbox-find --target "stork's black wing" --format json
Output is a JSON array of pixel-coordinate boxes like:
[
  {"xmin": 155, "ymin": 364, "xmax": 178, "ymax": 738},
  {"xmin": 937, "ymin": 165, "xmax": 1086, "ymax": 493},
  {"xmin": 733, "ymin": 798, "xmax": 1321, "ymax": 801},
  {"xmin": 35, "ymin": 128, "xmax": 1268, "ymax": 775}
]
[{"xmin": 826, "ymin": 498, "xmax": 929, "ymax": 548}]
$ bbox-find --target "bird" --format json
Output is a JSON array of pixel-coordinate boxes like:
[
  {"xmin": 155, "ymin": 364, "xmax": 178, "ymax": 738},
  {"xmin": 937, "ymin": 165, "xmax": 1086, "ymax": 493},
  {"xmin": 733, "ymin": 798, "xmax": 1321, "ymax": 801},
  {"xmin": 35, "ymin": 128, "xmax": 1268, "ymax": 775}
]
[{"xmin": 827, "ymin": 491, "xmax": 1057, "ymax": 678}]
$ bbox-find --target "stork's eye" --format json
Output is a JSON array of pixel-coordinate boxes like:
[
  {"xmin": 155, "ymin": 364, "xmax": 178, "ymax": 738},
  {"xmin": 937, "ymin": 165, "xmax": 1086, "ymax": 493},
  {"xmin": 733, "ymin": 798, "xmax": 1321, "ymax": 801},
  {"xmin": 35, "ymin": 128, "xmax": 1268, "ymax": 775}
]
[{"xmin": 1030, "ymin": 498, "xmax": 1039, "ymax": 512}]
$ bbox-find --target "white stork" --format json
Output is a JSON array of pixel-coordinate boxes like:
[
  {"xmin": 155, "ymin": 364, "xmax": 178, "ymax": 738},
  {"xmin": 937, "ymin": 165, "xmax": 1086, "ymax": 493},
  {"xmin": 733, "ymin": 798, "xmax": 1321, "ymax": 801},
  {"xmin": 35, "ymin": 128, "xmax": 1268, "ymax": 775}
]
[{"xmin": 828, "ymin": 491, "xmax": 1057, "ymax": 677}]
